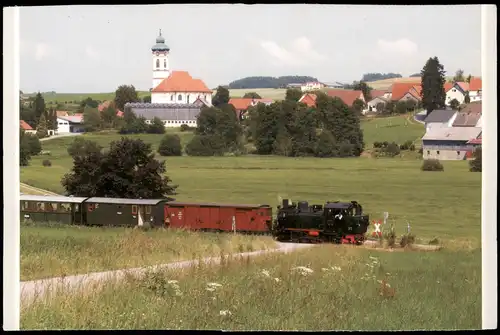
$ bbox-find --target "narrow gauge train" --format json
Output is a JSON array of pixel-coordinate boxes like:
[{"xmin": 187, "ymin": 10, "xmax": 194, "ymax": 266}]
[
  {"xmin": 20, "ymin": 195, "xmax": 273, "ymax": 234},
  {"xmin": 272, "ymin": 199, "xmax": 370, "ymax": 244}
]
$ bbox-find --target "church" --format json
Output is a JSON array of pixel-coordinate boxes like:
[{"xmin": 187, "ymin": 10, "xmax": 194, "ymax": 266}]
[{"xmin": 125, "ymin": 30, "xmax": 213, "ymax": 128}]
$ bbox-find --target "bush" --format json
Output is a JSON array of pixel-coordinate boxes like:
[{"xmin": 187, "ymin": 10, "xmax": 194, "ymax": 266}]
[
  {"xmin": 384, "ymin": 224, "xmax": 397, "ymax": 248},
  {"xmin": 428, "ymin": 237, "xmax": 440, "ymax": 245},
  {"xmin": 418, "ymin": 148, "xmax": 423, "ymax": 154},
  {"xmin": 180, "ymin": 124, "xmax": 192, "ymax": 132},
  {"xmin": 185, "ymin": 134, "xmax": 225, "ymax": 156},
  {"xmin": 373, "ymin": 141, "xmax": 382, "ymax": 148},
  {"xmin": 421, "ymin": 159, "xmax": 444, "ymax": 171},
  {"xmin": 469, "ymin": 148, "xmax": 482, "ymax": 172},
  {"xmin": 400, "ymin": 233, "xmax": 416, "ymax": 248},
  {"xmin": 26, "ymin": 134, "xmax": 42, "ymax": 155},
  {"xmin": 399, "ymin": 140, "xmax": 414, "ymax": 151},
  {"xmin": 157, "ymin": 134, "xmax": 182, "ymax": 156},
  {"xmin": 42, "ymin": 159, "xmax": 52, "ymax": 167},
  {"xmin": 409, "ymin": 144, "xmax": 416, "ymax": 151},
  {"xmin": 147, "ymin": 117, "xmax": 166, "ymax": 134}
]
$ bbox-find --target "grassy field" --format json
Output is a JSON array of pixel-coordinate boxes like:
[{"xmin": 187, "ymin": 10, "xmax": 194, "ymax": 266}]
[
  {"xmin": 21, "ymin": 127, "xmax": 480, "ymax": 246},
  {"xmin": 21, "ymin": 244, "xmax": 481, "ymax": 330},
  {"xmin": 21, "ymin": 224, "xmax": 276, "ymax": 281},
  {"xmin": 362, "ymin": 114, "xmax": 424, "ymax": 147},
  {"xmin": 365, "ymin": 76, "xmax": 457, "ymax": 90}
]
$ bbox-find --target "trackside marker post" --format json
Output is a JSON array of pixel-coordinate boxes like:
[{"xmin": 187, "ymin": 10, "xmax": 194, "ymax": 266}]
[{"xmin": 372, "ymin": 220, "xmax": 382, "ymax": 237}]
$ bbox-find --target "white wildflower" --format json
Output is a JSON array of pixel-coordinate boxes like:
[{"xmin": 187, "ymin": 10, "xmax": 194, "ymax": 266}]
[
  {"xmin": 377, "ymin": 280, "xmax": 382, "ymax": 284},
  {"xmin": 261, "ymin": 270, "xmax": 271, "ymax": 277},
  {"xmin": 274, "ymin": 277, "xmax": 280, "ymax": 282},
  {"xmin": 206, "ymin": 287, "xmax": 216, "ymax": 292},
  {"xmin": 386, "ymin": 273, "xmax": 391, "ymax": 276},
  {"xmin": 369, "ymin": 256, "xmax": 378, "ymax": 261},
  {"xmin": 219, "ymin": 310, "xmax": 232, "ymax": 316},
  {"xmin": 207, "ymin": 282, "xmax": 223, "ymax": 288},
  {"xmin": 321, "ymin": 268, "xmax": 329, "ymax": 272},
  {"xmin": 331, "ymin": 266, "xmax": 342, "ymax": 271},
  {"xmin": 291, "ymin": 266, "xmax": 314, "ymax": 276},
  {"xmin": 168, "ymin": 280, "xmax": 178, "ymax": 284}
]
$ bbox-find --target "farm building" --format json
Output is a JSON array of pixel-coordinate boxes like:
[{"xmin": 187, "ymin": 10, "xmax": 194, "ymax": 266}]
[
  {"xmin": 301, "ymin": 82, "xmax": 325, "ymax": 92},
  {"xmin": 228, "ymin": 98, "xmax": 274, "ymax": 120},
  {"xmin": 452, "ymin": 103, "xmax": 482, "ymax": 127},
  {"xmin": 445, "ymin": 82, "xmax": 469, "ymax": 106},
  {"xmin": 387, "ymin": 82, "xmax": 421, "ymax": 102},
  {"xmin": 57, "ymin": 115, "xmax": 85, "ymax": 134},
  {"xmin": 423, "ymin": 109, "xmax": 458, "ymax": 132},
  {"xmin": 366, "ymin": 96, "xmax": 389, "ymax": 113},
  {"xmin": 421, "ymin": 127, "xmax": 482, "ymax": 160},
  {"xmin": 126, "ymin": 98, "xmax": 210, "ymax": 127},
  {"xmin": 298, "ymin": 89, "xmax": 365, "ymax": 108},
  {"xmin": 20, "ymin": 120, "xmax": 36, "ymax": 135},
  {"xmin": 84, "ymin": 198, "xmax": 168, "ymax": 227},
  {"xmin": 468, "ymin": 77, "xmax": 482, "ymax": 102}
]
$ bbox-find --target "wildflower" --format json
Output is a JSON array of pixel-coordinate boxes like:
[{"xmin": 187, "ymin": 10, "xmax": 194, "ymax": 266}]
[
  {"xmin": 321, "ymin": 268, "xmax": 329, "ymax": 272},
  {"xmin": 206, "ymin": 287, "xmax": 216, "ymax": 292},
  {"xmin": 331, "ymin": 266, "xmax": 342, "ymax": 271},
  {"xmin": 206, "ymin": 282, "xmax": 223, "ymax": 292},
  {"xmin": 274, "ymin": 277, "xmax": 280, "ymax": 282},
  {"xmin": 386, "ymin": 273, "xmax": 391, "ymax": 276},
  {"xmin": 261, "ymin": 270, "xmax": 271, "ymax": 277},
  {"xmin": 219, "ymin": 310, "xmax": 232, "ymax": 316},
  {"xmin": 168, "ymin": 280, "xmax": 178, "ymax": 284}
]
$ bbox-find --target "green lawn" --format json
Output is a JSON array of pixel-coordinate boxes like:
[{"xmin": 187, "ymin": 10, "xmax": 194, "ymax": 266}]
[
  {"xmin": 21, "ymin": 129, "xmax": 480, "ymax": 245},
  {"xmin": 21, "ymin": 224, "xmax": 276, "ymax": 281},
  {"xmin": 361, "ymin": 114, "xmax": 424, "ymax": 147},
  {"xmin": 21, "ymin": 244, "xmax": 481, "ymax": 330}
]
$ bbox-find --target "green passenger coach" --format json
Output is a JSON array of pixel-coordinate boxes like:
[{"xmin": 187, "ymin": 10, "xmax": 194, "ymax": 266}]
[
  {"xmin": 20, "ymin": 194, "xmax": 88, "ymax": 224},
  {"xmin": 84, "ymin": 197, "xmax": 167, "ymax": 227}
]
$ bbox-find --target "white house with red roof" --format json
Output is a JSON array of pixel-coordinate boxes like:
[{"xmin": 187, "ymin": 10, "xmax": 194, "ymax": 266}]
[
  {"xmin": 445, "ymin": 82, "xmax": 469, "ymax": 106},
  {"xmin": 229, "ymin": 98, "xmax": 274, "ymax": 120},
  {"xmin": 20, "ymin": 120, "xmax": 36, "ymax": 135},
  {"xmin": 150, "ymin": 30, "xmax": 212, "ymax": 106},
  {"xmin": 467, "ymin": 77, "xmax": 482, "ymax": 102}
]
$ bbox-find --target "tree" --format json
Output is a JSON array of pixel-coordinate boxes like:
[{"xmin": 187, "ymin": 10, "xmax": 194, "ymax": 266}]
[
  {"xmin": 466, "ymin": 74, "xmax": 472, "ymax": 83},
  {"xmin": 382, "ymin": 101, "xmax": 395, "ymax": 115},
  {"xmin": 185, "ymin": 134, "xmax": 225, "ymax": 156},
  {"xmin": 80, "ymin": 97, "xmax": 99, "ymax": 110},
  {"xmin": 147, "ymin": 117, "xmax": 166, "ymax": 134},
  {"xmin": 101, "ymin": 102, "xmax": 118, "ymax": 128},
  {"xmin": 394, "ymin": 101, "xmax": 408, "ymax": 114},
  {"xmin": 142, "ymin": 95, "xmax": 152, "ymax": 103},
  {"xmin": 119, "ymin": 109, "xmax": 148, "ymax": 134},
  {"xmin": 67, "ymin": 137, "xmax": 103, "ymax": 158},
  {"xmin": 272, "ymin": 127, "xmax": 293, "ymax": 156},
  {"xmin": 114, "ymin": 85, "xmax": 140, "ymax": 111},
  {"xmin": 314, "ymin": 130, "xmax": 338, "ymax": 157},
  {"xmin": 82, "ymin": 106, "xmax": 102, "ymax": 132},
  {"xmin": 420, "ymin": 57, "xmax": 446, "ymax": 116},
  {"xmin": 26, "ymin": 134, "xmax": 42, "ymax": 156},
  {"xmin": 61, "ymin": 137, "xmax": 177, "ymax": 198},
  {"xmin": 212, "ymin": 86, "xmax": 230, "ymax": 107},
  {"xmin": 36, "ymin": 113, "xmax": 49, "ymax": 138},
  {"xmin": 158, "ymin": 134, "xmax": 182, "ymax": 156},
  {"xmin": 352, "ymin": 81, "xmax": 372, "ymax": 101},
  {"xmin": 449, "ymin": 98, "xmax": 460, "ymax": 110},
  {"xmin": 46, "ymin": 108, "xmax": 57, "ymax": 130},
  {"xmin": 464, "ymin": 91, "xmax": 471, "ymax": 104},
  {"xmin": 453, "ymin": 69, "xmax": 465, "ymax": 82},
  {"xmin": 285, "ymin": 88, "xmax": 302, "ymax": 102},
  {"xmin": 19, "ymin": 130, "xmax": 32, "ymax": 166},
  {"xmin": 32, "ymin": 92, "xmax": 46, "ymax": 124},
  {"xmin": 469, "ymin": 148, "xmax": 482, "ymax": 172},
  {"xmin": 243, "ymin": 92, "xmax": 262, "ymax": 99},
  {"xmin": 351, "ymin": 98, "xmax": 366, "ymax": 115}
]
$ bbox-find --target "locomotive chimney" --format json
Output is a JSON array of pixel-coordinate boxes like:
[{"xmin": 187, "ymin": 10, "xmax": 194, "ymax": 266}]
[{"xmin": 282, "ymin": 199, "xmax": 289, "ymax": 208}]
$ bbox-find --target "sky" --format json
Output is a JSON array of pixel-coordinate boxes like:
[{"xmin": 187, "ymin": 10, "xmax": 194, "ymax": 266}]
[{"xmin": 19, "ymin": 4, "xmax": 482, "ymax": 93}]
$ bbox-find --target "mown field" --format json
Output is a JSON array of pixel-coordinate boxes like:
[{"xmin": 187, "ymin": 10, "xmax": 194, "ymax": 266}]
[
  {"xmin": 21, "ymin": 224, "xmax": 276, "ymax": 281},
  {"xmin": 21, "ymin": 244, "xmax": 481, "ymax": 330}
]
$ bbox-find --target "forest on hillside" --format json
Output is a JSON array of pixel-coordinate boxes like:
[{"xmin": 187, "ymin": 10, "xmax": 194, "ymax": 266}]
[
  {"xmin": 361, "ymin": 73, "xmax": 403, "ymax": 82},
  {"xmin": 228, "ymin": 76, "xmax": 318, "ymax": 89}
]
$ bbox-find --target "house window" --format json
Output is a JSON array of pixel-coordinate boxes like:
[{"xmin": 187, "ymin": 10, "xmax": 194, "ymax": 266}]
[
  {"xmin": 437, "ymin": 151, "xmax": 440, "ymax": 155},
  {"xmin": 146, "ymin": 206, "xmax": 152, "ymax": 214},
  {"xmin": 427, "ymin": 150, "xmax": 430, "ymax": 155},
  {"xmin": 177, "ymin": 94, "xmax": 182, "ymax": 101},
  {"xmin": 164, "ymin": 59, "xmax": 167, "ymax": 68},
  {"xmin": 170, "ymin": 94, "xmax": 174, "ymax": 101},
  {"xmin": 187, "ymin": 96, "xmax": 190, "ymax": 104},
  {"xmin": 457, "ymin": 151, "xmax": 460, "ymax": 155},
  {"xmin": 36, "ymin": 202, "xmax": 45, "ymax": 211},
  {"xmin": 452, "ymin": 89, "xmax": 456, "ymax": 92},
  {"xmin": 156, "ymin": 59, "xmax": 160, "ymax": 69},
  {"xmin": 132, "ymin": 205, "xmax": 138, "ymax": 215}
]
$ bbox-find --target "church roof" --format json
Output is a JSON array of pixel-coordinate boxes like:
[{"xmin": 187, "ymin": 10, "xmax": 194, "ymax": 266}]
[
  {"xmin": 152, "ymin": 71, "xmax": 212, "ymax": 93},
  {"xmin": 152, "ymin": 29, "xmax": 170, "ymax": 52}
]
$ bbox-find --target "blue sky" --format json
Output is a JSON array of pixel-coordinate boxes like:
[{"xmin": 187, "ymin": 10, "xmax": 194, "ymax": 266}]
[{"xmin": 20, "ymin": 4, "xmax": 482, "ymax": 93}]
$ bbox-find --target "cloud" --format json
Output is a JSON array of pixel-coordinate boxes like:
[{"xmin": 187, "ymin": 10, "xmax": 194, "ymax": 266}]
[
  {"xmin": 85, "ymin": 45, "xmax": 100, "ymax": 60},
  {"xmin": 376, "ymin": 38, "xmax": 418, "ymax": 55},
  {"xmin": 260, "ymin": 37, "xmax": 326, "ymax": 66},
  {"xmin": 34, "ymin": 43, "xmax": 52, "ymax": 61}
]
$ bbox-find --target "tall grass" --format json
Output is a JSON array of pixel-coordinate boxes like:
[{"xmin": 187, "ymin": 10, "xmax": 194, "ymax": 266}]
[
  {"xmin": 21, "ymin": 224, "xmax": 276, "ymax": 281},
  {"xmin": 21, "ymin": 245, "xmax": 481, "ymax": 330}
]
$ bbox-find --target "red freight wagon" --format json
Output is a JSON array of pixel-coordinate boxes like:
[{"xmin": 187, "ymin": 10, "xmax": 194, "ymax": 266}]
[{"xmin": 164, "ymin": 201, "xmax": 273, "ymax": 234}]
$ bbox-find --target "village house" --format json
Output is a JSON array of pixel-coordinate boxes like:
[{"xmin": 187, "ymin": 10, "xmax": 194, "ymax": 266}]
[
  {"xmin": 126, "ymin": 98, "xmax": 210, "ymax": 128},
  {"xmin": 421, "ymin": 126, "xmax": 482, "ymax": 160},
  {"xmin": 301, "ymin": 81, "xmax": 325, "ymax": 92},
  {"xmin": 366, "ymin": 96, "xmax": 390, "ymax": 113},
  {"xmin": 423, "ymin": 109, "xmax": 458, "ymax": 132},
  {"xmin": 98, "ymin": 101, "xmax": 124, "ymax": 117},
  {"xmin": 298, "ymin": 89, "xmax": 365, "ymax": 109},
  {"xmin": 20, "ymin": 120, "xmax": 36, "ymax": 135},
  {"xmin": 57, "ymin": 115, "xmax": 85, "ymax": 134},
  {"xmin": 386, "ymin": 82, "xmax": 422, "ymax": 102},
  {"xmin": 228, "ymin": 98, "xmax": 274, "ymax": 120},
  {"xmin": 452, "ymin": 102, "xmax": 482, "ymax": 127},
  {"xmin": 467, "ymin": 77, "xmax": 482, "ymax": 102},
  {"xmin": 445, "ymin": 82, "xmax": 469, "ymax": 106}
]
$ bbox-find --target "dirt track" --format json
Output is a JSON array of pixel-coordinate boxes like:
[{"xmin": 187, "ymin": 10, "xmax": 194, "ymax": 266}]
[{"xmin": 20, "ymin": 242, "xmax": 314, "ymax": 307}]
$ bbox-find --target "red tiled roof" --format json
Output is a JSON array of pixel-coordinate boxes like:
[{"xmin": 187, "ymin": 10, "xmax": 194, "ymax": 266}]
[
  {"xmin": 326, "ymin": 89, "xmax": 364, "ymax": 106},
  {"xmin": 228, "ymin": 98, "xmax": 273, "ymax": 111},
  {"xmin": 444, "ymin": 82, "xmax": 454, "ymax": 92},
  {"xmin": 20, "ymin": 120, "xmax": 33, "ymax": 130},
  {"xmin": 391, "ymin": 82, "xmax": 420, "ymax": 101},
  {"xmin": 98, "ymin": 100, "xmax": 124, "ymax": 117},
  {"xmin": 455, "ymin": 82, "xmax": 469, "ymax": 91},
  {"xmin": 469, "ymin": 77, "xmax": 482, "ymax": 91},
  {"xmin": 299, "ymin": 93, "xmax": 317, "ymax": 107},
  {"xmin": 152, "ymin": 71, "xmax": 212, "ymax": 93},
  {"xmin": 369, "ymin": 90, "xmax": 386, "ymax": 99}
]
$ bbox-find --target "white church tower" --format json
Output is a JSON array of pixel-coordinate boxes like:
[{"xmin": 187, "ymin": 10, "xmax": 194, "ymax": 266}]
[{"xmin": 151, "ymin": 29, "xmax": 170, "ymax": 90}]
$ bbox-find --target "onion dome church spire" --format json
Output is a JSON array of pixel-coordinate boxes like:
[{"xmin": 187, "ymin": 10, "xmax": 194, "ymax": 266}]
[{"xmin": 152, "ymin": 28, "xmax": 170, "ymax": 52}]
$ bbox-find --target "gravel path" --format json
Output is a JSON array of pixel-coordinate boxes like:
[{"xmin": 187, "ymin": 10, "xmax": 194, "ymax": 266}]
[{"xmin": 20, "ymin": 242, "xmax": 314, "ymax": 307}]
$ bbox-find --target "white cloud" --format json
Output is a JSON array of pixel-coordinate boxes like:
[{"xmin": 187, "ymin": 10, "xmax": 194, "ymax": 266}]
[
  {"xmin": 260, "ymin": 36, "xmax": 326, "ymax": 66},
  {"xmin": 85, "ymin": 45, "xmax": 100, "ymax": 60},
  {"xmin": 34, "ymin": 43, "xmax": 51, "ymax": 61},
  {"xmin": 376, "ymin": 38, "xmax": 418, "ymax": 55}
]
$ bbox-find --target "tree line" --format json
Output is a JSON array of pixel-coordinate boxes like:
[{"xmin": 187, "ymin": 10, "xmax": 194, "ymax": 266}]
[{"xmin": 228, "ymin": 76, "xmax": 318, "ymax": 89}]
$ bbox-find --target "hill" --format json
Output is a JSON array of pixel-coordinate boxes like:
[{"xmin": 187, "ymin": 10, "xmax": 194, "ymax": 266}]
[{"xmin": 228, "ymin": 76, "xmax": 318, "ymax": 89}]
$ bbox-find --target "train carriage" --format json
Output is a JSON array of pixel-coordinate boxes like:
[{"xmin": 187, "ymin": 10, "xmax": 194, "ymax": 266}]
[
  {"xmin": 164, "ymin": 201, "xmax": 273, "ymax": 234},
  {"xmin": 84, "ymin": 197, "xmax": 167, "ymax": 227},
  {"xmin": 20, "ymin": 194, "xmax": 87, "ymax": 225}
]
